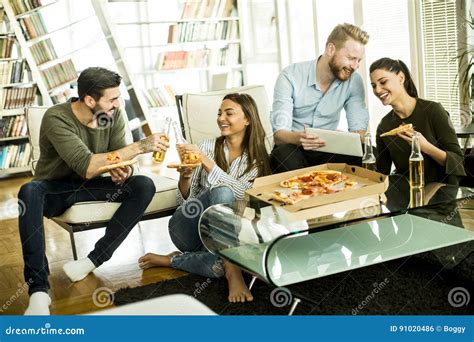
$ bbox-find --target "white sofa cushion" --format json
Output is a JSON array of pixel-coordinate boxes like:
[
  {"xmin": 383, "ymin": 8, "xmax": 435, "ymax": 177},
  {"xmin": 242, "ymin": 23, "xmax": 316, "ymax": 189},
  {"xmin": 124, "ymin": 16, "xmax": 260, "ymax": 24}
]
[
  {"xmin": 54, "ymin": 174, "xmax": 178, "ymax": 224},
  {"xmin": 181, "ymin": 85, "xmax": 273, "ymax": 152}
]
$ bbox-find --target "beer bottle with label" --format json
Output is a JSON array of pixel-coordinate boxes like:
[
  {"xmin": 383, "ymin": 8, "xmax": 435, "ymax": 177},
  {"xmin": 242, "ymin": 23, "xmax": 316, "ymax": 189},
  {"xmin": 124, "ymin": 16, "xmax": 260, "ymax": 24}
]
[
  {"xmin": 409, "ymin": 132, "xmax": 424, "ymax": 188},
  {"xmin": 362, "ymin": 133, "xmax": 376, "ymax": 171},
  {"xmin": 152, "ymin": 117, "xmax": 172, "ymax": 163}
]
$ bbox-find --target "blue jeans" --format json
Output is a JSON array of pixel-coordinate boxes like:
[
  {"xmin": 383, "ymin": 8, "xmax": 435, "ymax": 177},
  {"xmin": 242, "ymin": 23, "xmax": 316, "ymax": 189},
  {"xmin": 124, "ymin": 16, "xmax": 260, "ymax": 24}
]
[
  {"xmin": 18, "ymin": 175, "xmax": 155, "ymax": 295},
  {"xmin": 169, "ymin": 187, "xmax": 235, "ymax": 278}
]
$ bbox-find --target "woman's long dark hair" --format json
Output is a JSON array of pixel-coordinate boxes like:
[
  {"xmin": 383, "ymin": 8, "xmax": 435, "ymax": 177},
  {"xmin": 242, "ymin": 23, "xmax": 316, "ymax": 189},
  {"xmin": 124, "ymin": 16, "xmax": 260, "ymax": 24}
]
[
  {"xmin": 369, "ymin": 58, "xmax": 418, "ymax": 98},
  {"xmin": 214, "ymin": 93, "xmax": 271, "ymax": 177}
]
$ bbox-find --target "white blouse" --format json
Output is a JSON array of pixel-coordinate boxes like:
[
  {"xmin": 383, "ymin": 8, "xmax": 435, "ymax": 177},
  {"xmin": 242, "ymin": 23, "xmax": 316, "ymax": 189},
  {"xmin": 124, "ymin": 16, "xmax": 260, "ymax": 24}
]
[{"xmin": 176, "ymin": 138, "xmax": 259, "ymax": 205}]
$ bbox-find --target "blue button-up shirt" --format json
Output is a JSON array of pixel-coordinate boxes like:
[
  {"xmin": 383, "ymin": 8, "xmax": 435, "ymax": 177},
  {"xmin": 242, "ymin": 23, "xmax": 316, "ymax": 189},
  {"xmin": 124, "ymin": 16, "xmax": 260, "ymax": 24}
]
[{"xmin": 270, "ymin": 59, "xmax": 369, "ymax": 133}]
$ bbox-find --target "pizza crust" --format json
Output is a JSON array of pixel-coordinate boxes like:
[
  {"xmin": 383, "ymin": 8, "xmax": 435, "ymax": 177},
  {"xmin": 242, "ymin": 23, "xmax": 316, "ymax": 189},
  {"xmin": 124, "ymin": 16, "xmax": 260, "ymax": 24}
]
[{"xmin": 380, "ymin": 123, "xmax": 414, "ymax": 137}]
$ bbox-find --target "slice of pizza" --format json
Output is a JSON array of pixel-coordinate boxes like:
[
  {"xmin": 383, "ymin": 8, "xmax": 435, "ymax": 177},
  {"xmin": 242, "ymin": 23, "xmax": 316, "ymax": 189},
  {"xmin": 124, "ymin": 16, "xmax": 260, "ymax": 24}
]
[
  {"xmin": 380, "ymin": 123, "xmax": 414, "ymax": 137},
  {"xmin": 270, "ymin": 190, "xmax": 309, "ymax": 205},
  {"xmin": 279, "ymin": 172, "xmax": 313, "ymax": 188},
  {"xmin": 107, "ymin": 152, "xmax": 121, "ymax": 163},
  {"xmin": 280, "ymin": 170, "xmax": 345, "ymax": 189}
]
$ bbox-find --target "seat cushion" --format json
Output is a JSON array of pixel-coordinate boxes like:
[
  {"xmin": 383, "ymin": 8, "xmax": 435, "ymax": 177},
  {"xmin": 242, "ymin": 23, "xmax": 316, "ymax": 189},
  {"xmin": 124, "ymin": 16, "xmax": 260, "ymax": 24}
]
[{"xmin": 53, "ymin": 173, "xmax": 178, "ymax": 224}]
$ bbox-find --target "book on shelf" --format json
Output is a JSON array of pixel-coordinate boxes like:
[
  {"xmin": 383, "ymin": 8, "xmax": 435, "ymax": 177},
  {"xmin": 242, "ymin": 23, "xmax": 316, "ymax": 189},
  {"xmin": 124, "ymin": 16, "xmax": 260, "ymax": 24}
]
[
  {"xmin": 143, "ymin": 85, "xmax": 176, "ymax": 108},
  {"xmin": 0, "ymin": 59, "xmax": 29, "ymax": 83},
  {"xmin": 30, "ymin": 38, "xmax": 57, "ymax": 64},
  {"xmin": 168, "ymin": 20, "xmax": 239, "ymax": 43},
  {"xmin": 0, "ymin": 8, "xmax": 6, "ymax": 33},
  {"xmin": 180, "ymin": 0, "xmax": 235, "ymax": 19},
  {"xmin": 0, "ymin": 85, "xmax": 37, "ymax": 109},
  {"xmin": 40, "ymin": 58, "xmax": 76, "ymax": 90},
  {"xmin": 0, "ymin": 35, "xmax": 16, "ymax": 58},
  {"xmin": 0, "ymin": 141, "xmax": 30, "ymax": 169},
  {"xmin": 9, "ymin": 0, "xmax": 43, "ymax": 16},
  {"xmin": 0, "ymin": 115, "xmax": 28, "ymax": 139},
  {"xmin": 156, "ymin": 44, "xmax": 240, "ymax": 70},
  {"xmin": 18, "ymin": 11, "xmax": 47, "ymax": 40}
]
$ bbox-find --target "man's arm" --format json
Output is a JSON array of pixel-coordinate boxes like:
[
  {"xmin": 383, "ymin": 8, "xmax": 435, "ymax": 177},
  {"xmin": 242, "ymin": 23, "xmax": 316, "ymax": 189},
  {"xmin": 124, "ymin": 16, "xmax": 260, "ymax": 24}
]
[
  {"xmin": 85, "ymin": 134, "xmax": 168, "ymax": 179},
  {"xmin": 274, "ymin": 130, "xmax": 302, "ymax": 145},
  {"xmin": 270, "ymin": 70, "xmax": 296, "ymax": 145},
  {"xmin": 344, "ymin": 73, "xmax": 369, "ymax": 140}
]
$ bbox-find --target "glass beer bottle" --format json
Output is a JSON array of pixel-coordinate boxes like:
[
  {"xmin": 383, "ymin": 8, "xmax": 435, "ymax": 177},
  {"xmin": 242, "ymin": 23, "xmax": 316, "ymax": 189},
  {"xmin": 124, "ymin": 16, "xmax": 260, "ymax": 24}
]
[
  {"xmin": 152, "ymin": 117, "xmax": 172, "ymax": 163},
  {"xmin": 362, "ymin": 133, "xmax": 376, "ymax": 171},
  {"xmin": 172, "ymin": 120, "xmax": 188, "ymax": 162},
  {"xmin": 409, "ymin": 132, "xmax": 424, "ymax": 188}
]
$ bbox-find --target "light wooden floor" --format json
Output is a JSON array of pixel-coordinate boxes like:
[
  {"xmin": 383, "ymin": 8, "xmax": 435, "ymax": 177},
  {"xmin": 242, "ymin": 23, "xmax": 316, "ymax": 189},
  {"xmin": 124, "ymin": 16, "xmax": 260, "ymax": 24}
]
[
  {"xmin": 1, "ymin": 167, "xmax": 473, "ymax": 315},
  {"xmin": 0, "ymin": 160, "xmax": 188, "ymax": 315}
]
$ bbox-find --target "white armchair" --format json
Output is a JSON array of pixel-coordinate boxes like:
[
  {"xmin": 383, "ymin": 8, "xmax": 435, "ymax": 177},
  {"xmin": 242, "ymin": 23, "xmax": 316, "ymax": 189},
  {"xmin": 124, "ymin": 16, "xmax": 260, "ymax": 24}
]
[
  {"xmin": 26, "ymin": 106, "xmax": 179, "ymax": 260},
  {"xmin": 176, "ymin": 84, "xmax": 273, "ymax": 153}
]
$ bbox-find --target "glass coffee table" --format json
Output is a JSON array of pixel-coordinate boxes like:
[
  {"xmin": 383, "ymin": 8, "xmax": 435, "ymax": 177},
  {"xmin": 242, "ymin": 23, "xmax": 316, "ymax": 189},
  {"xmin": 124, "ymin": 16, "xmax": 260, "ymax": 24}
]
[{"xmin": 199, "ymin": 175, "xmax": 474, "ymax": 313}]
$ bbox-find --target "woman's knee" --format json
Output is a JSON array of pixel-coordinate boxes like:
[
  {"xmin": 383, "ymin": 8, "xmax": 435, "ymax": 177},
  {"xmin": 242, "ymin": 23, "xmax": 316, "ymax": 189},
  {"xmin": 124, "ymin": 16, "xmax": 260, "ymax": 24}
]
[
  {"xmin": 168, "ymin": 211, "xmax": 201, "ymax": 252},
  {"xmin": 209, "ymin": 186, "xmax": 235, "ymax": 205}
]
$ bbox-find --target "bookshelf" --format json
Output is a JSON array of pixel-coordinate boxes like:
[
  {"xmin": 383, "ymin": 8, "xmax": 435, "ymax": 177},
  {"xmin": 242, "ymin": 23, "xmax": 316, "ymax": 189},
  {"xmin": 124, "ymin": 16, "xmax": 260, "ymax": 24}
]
[
  {"xmin": 96, "ymin": 0, "xmax": 246, "ymax": 133},
  {"xmin": 0, "ymin": 2, "xmax": 41, "ymax": 177},
  {"xmin": 0, "ymin": 0, "xmax": 158, "ymax": 178}
]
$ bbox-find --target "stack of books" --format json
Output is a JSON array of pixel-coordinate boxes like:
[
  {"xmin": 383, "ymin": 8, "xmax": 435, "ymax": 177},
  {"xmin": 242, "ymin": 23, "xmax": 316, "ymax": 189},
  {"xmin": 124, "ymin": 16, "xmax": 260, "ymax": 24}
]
[
  {"xmin": 40, "ymin": 59, "xmax": 77, "ymax": 90},
  {"xmin": 168, "ymin": 20, "xmax": 239, "ymax": 43},
  {"xmin": 0, "ymin": 114, "xmax": 28, "ymax": 138},
  {"xmin": 9, "ymin": 0, "xmax": 44, "ymax": 16},
  {"xmin": 0, "ymin": 142, "xmax": 31, "ymax": 169},
  {"xmin": 143, "ymin": 85, "xmax": 176, "ymax": 107},
  {"xmin": 0, "ymin": 85, "xmax": 37, "ymax": 109},
  {"xmin": 180, "ymin": 0, "xmax": 235, "ymax": 19},
  {"xmin": 18, "ymin": 12, "xmax": 48, "ymax": 40},
  {"xmin": 0, "ymin": 35, "xmax": 15, "ymax": 58},
  {"xmin": 0, "ymin": 59, "xmax": 28, "ymax": 84},
  {"xmin": 30, "ymin": 38, "xmax": 57, "ymax": 64},
  {"xmin": 156, "ymin": 44, "xmax": 240, "ymax": 70}
]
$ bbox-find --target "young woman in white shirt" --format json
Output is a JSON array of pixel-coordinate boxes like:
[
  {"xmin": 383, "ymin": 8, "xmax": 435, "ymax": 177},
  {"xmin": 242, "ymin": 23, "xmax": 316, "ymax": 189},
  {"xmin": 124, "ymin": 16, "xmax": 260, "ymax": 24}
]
[{"xmin": 139, "ymin": 93, "xmax": 271, "ymax": 303}]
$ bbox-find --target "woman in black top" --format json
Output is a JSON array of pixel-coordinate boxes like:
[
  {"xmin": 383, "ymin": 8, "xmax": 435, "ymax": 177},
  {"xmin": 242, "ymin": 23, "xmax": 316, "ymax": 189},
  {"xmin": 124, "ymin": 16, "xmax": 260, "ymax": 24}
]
[{"xmin": 370, "ymin": 57, "xmax": 465, "ymax": 185}]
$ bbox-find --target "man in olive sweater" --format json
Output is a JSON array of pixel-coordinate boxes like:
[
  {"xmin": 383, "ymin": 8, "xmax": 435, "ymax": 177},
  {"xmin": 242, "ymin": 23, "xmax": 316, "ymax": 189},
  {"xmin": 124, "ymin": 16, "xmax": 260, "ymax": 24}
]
[{"xmin": 18, "ymin": 67, "xmax": 169, "ymax": 315}]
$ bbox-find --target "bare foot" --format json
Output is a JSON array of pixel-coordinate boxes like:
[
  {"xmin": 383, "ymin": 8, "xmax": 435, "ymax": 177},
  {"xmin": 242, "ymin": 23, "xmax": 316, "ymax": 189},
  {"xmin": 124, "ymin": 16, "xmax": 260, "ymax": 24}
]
[
  {"xmin": 138, "ymin": 252, "xmax": 181, "ymax": 269},
  {"xmin": 224, "ymin": 261, "xmax": 253, "ymax": 303}
]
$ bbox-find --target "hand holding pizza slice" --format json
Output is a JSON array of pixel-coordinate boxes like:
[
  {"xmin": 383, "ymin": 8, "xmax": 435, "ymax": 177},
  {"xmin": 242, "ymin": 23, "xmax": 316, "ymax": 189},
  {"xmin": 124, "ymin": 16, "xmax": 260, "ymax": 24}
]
[{"xmin": 380, "ymin": 123, "xmax": 414, "ymax": 137}]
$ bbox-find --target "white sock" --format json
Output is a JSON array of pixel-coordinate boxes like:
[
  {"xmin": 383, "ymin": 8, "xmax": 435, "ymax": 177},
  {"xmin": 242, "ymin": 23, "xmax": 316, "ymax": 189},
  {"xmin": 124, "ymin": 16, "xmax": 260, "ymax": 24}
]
[
  {"xmin": 24, "ymin": 292, "xmax": 51, "ymax": 315},
  {"xmin": 63, "ymin": 257, "xmax": 96, "ymax": 282}
]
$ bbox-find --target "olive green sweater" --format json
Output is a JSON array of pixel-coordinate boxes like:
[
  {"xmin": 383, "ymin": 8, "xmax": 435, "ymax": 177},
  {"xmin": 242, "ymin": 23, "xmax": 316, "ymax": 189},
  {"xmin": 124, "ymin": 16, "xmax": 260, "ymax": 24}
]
[
  {"xmin": 376, "ymin": 98, "xmax": 466, "ymax": 185},
  {"xmin": 34, "ymin": 99, "xmax": 127, "ymax": 180}
]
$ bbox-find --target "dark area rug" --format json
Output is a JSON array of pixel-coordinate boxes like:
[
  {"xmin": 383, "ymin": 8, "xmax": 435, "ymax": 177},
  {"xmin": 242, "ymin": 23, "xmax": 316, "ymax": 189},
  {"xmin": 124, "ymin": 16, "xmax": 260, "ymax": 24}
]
[{"xmin": 114, "ymin": 249, "xmax": 473, "ymax": 315}]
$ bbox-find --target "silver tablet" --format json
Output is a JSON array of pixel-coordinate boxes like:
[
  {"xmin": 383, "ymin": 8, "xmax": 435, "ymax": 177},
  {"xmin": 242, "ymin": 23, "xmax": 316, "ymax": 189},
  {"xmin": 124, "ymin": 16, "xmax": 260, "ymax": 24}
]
[{"xmin": 304, "ymin": 127, "xmax": 363, "ymax": 157}]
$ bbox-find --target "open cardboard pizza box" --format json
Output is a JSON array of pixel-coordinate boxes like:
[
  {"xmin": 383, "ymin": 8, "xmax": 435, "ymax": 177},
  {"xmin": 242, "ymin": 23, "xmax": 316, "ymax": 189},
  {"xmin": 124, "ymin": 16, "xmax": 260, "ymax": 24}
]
[{"xmin": 246, "ymin": 163, "xmax": 388, "ymax": 221}]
